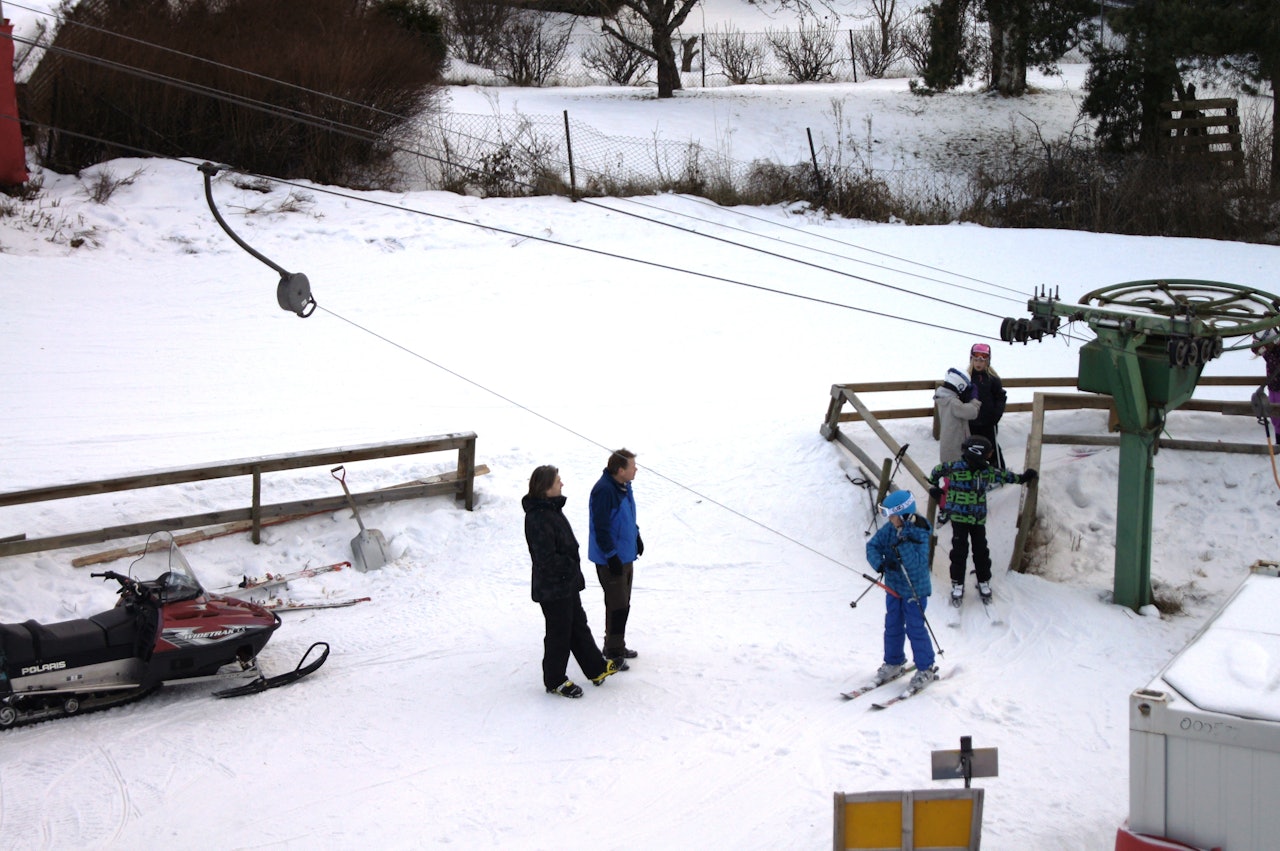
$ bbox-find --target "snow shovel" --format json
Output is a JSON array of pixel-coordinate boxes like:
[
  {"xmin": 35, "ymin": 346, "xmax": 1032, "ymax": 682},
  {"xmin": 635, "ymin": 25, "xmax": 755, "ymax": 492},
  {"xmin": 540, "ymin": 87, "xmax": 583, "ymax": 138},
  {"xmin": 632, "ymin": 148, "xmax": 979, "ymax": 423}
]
[{"xmin": 331, "ymin": 466, "xmax": 389, "ymax": 572}]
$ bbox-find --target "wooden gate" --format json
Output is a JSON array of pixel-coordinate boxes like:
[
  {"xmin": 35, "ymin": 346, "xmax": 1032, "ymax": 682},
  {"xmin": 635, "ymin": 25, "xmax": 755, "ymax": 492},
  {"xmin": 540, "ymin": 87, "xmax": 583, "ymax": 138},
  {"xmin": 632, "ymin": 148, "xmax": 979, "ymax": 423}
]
[{"xmin": 1158, "ymin": 97, "xmax": 1244, "ymax": 175}]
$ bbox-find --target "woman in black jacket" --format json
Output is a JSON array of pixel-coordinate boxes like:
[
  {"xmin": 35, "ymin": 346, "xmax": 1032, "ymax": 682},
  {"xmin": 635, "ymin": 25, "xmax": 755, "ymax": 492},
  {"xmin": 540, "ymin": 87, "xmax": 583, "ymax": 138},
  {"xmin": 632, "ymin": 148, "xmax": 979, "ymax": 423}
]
[
  {"xmin": 523, "ymin": 465, "xmax": 623, "ymax": 698},
  {"xmin": 967, "ymin": 343, "xmax": 1008, "ymax": 468}
]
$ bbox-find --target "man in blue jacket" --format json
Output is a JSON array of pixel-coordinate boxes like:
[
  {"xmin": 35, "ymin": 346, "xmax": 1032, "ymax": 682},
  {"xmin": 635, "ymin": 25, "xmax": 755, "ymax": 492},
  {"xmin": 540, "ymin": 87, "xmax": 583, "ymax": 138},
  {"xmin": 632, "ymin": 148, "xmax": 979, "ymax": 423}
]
[{"xmin": 589, "ymin": 448, "xmax": 642, "ymax": 663}]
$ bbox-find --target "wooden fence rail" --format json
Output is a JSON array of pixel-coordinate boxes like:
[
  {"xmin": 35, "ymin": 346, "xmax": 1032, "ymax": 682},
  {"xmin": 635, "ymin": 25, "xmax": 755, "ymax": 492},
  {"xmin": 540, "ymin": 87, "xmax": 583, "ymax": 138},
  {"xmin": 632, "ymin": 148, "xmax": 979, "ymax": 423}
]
[
  {"xmin": 0, "ymin": 432, "xmax": 479, "ymax": 558},
  {"xmin": 822, "ymin": 376, "xmax": 1267, "ymax": 573}
]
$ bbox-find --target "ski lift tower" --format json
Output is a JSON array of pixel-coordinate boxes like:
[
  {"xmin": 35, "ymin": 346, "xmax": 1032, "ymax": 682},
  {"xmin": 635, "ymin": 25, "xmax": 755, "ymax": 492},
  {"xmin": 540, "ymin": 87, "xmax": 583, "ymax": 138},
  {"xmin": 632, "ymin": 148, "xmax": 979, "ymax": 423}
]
[{"xmin": 1003, "ymin": 280, "xmax": 1280, "ymax": 611}]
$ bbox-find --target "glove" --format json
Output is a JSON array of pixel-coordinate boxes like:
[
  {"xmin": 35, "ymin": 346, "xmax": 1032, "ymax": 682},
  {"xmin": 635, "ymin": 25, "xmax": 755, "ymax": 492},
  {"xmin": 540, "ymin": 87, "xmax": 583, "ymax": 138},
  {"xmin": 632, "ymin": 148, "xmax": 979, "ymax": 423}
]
[
  {"xmin": 606, "ymin": 555, "xmax": 624, "ymax": 576},
  {"xmin": 877, "ymin": 557, "xmax": 894, "ymax": 574},
  {"xmin": 928, "ymin": 486, "xmax": 944, "ymax": 502},
  {"xmin": 636, "ymin": 533, "xmax": 644, "ymax": 558},
  {"xmin": 1019, "ymin": 468, "xmax": 1038, "ymax": 484},
  {"xmin": 960, "ymin": 384, "xmax": 976, "ymax": 403}
]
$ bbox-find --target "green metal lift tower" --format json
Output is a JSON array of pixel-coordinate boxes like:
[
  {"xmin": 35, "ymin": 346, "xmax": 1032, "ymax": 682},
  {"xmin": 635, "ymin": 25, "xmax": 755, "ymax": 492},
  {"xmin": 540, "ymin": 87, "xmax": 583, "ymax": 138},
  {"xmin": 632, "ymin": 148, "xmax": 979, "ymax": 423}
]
[{"xmin": 1003, "ymin": 280, "xmax": 1280, "ymax": 611}]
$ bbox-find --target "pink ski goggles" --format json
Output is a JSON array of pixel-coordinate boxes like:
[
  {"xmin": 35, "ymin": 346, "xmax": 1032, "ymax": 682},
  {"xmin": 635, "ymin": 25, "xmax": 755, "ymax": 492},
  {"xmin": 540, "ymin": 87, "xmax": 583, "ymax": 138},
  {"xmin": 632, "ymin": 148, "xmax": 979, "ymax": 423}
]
[{"xmin": 970, "ymin": 343, "xmax": 992, "ymax": 360}]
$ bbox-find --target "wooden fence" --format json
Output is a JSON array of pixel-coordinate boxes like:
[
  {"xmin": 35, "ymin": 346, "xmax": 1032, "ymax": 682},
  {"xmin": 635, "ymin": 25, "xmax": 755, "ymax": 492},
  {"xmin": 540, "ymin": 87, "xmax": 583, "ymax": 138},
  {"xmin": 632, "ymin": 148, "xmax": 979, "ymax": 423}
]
[
  {"xmin": 822, "ymin": 377, "xmax": 1264, "ymax": 572},
  {"xmin": 0, "ymin": 432, "xmax": 479, "ymax": 559},
  {"xmin": 1158, "ymin": 97, "xmax": 1244, "ymax": 174}
]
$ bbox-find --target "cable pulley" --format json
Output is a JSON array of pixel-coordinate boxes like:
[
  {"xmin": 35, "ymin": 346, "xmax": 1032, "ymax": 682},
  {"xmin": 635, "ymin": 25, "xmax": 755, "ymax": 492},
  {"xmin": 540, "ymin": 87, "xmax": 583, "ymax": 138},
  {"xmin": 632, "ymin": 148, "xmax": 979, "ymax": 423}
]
[{"xmin": 198, "ymin": 162, "xmax": 316, "ymax": 318}]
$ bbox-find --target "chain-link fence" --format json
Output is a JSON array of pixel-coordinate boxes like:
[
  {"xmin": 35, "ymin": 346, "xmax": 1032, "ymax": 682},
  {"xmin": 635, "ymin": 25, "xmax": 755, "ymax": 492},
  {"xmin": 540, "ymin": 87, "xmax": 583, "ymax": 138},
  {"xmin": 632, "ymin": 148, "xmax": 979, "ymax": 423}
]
[{"xmin": 405, "ymin": 108, "xmax": 761, "ymax": 196}]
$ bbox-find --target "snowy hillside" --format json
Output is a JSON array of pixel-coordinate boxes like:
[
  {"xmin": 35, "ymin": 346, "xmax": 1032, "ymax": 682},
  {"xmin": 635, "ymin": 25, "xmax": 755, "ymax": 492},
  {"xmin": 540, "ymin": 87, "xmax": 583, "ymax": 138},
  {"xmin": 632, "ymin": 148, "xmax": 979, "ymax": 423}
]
[{"xmin": 3, "ymin": 2, "xmax": 1280, "ymax": 849}]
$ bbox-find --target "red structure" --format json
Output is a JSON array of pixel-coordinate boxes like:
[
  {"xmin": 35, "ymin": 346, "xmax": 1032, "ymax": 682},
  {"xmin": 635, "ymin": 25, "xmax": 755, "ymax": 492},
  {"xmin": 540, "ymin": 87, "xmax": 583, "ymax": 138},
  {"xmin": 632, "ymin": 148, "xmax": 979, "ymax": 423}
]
[{"xmin": 0, "ymin": 19, "xmax": 29, "ymax": 186}]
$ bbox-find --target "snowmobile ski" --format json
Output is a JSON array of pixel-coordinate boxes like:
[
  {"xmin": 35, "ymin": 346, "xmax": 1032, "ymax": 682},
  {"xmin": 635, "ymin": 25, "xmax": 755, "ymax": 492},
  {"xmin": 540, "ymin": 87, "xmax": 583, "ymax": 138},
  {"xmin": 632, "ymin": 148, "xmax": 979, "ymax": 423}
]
[
  {"xmin": 840, "ymin": 664, "xmax": 915, "ymax": 701},
  {"xmin": 218, "ymin": 561, "xmax": 350, "ymax": 595},
  {"xmin": 214, "ymin": 642, "xmax": 330, "ymax": 698},
  {"xmin": 870, "ymin": 666, "xmax": 957, "ymax": 710}
]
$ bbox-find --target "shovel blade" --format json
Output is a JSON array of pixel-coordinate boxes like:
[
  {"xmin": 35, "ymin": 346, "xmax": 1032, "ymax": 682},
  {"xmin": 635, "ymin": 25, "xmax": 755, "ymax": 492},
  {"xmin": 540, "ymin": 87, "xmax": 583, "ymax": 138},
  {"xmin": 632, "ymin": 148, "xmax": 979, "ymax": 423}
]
[{"xmin": 351, "ymin": 529, "xmax": 390, "ymax": 572}]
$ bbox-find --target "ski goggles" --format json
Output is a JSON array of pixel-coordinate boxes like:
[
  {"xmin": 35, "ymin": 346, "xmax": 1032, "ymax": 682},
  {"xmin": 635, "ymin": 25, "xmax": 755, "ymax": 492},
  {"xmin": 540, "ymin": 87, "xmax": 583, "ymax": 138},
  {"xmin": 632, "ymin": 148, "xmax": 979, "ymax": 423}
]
[{"xmin": 970, "ymin": 343, "xmax": 992, "ymax": 360}]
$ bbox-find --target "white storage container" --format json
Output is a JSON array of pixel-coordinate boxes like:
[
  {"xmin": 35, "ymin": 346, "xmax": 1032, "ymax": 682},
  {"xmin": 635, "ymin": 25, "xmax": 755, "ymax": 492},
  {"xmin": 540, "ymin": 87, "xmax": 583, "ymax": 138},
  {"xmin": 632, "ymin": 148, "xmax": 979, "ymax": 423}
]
[{"xmin": 1128, "ymin": 563, "xmax": 1280, "ymax": 851}]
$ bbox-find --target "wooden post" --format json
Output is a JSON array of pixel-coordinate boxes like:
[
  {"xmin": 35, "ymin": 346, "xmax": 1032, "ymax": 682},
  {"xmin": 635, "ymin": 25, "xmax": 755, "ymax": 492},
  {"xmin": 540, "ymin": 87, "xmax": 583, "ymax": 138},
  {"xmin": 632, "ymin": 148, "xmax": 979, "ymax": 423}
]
[
  {"xmin": 562, "ymin": 110, "xmax": 577, "ymax": 200},
  {"xmin": 457, "ymin": 436, "xmax": 476, "ymax": 510},
  {"xmin": 807, "ymin": 127, "xmax": 825, "ymax": 204},
  {"xmin": 848, "ymin": 30, "xmax": 857, "ymax": 83},
  {"xmin": 251, "ymin": 466, "xmax": 262, "ymax": 544},
  {"xmin": 1009, "ymin": 393, "xmax": 1045, "ymax": 573}
]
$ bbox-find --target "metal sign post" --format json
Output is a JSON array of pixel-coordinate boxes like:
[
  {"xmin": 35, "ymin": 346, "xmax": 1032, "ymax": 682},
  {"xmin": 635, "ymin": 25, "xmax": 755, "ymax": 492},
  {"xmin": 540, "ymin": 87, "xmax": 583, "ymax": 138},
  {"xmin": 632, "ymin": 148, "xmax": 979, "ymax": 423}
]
[{"xmin": 932, "ymin": 736, "xmax": 999, "ymax": 789}]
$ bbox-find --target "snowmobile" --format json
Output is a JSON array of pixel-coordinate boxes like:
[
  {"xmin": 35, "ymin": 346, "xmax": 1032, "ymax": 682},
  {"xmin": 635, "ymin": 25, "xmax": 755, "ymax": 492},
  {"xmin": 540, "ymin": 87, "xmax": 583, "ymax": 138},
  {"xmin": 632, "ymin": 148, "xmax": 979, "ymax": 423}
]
[{"xmin": 0, "ymin": 533, "xmax": 328, "ymax": 729}]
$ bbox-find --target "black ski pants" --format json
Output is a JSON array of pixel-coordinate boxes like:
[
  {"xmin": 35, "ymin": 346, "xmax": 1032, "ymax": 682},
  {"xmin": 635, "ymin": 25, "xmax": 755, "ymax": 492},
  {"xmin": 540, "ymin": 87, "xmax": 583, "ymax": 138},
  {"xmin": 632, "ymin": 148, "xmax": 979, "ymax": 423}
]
[
  {"xmin": 594, "ymin": 561, "xmax": 633, "ymax": 657},
  {"xmin": 949, "ymin": 522, "xmax": 992, "ymax": 586},
  {"xmin": 539, "ymin": 595, "xmax": 606, "ymax": 690}
]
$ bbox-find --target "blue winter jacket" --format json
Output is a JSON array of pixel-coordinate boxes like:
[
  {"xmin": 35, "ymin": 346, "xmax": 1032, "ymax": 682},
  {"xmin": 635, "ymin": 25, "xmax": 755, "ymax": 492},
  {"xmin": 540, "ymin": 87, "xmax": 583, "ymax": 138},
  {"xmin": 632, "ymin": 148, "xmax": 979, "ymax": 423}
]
[
  {"xmin": 866, "ymin": 515, "xmax": 933, "ymax": 599},
  {"xmin": 587, "ymin": 470, "xmax": 638, "ymax": 565}
]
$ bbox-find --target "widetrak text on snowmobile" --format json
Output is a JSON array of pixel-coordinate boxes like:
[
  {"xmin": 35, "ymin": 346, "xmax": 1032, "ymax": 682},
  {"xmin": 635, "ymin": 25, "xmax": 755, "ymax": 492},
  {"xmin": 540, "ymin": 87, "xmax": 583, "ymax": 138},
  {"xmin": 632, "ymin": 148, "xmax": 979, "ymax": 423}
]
[{"xmin": 0, "ymin": 533, "xmax": 328, "ymax": 729}]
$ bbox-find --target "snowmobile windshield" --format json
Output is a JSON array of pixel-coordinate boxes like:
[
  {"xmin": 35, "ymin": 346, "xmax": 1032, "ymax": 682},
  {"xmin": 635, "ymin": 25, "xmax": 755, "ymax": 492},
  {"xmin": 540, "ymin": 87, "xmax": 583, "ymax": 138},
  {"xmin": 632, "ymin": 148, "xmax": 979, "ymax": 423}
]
[{"xmin": 130, "ymin": 532, "xmax": 206, "ymax": 603}]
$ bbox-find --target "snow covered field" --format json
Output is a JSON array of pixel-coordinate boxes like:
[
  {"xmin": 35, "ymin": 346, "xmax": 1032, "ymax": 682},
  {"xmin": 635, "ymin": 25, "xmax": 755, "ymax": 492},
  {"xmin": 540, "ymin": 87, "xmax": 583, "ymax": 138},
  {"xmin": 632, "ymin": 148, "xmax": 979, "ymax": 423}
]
[{"xmin": 4, "ymin": 2, "xmax": 1280, "ymax": 849}]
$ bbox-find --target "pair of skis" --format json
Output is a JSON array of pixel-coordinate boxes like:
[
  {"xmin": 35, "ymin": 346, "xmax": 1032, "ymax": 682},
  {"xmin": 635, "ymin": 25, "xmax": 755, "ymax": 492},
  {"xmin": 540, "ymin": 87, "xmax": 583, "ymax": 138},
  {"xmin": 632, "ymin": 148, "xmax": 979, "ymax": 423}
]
[
  {"xmin": 948, "ymin": 590, "xmax": 1004, "ymax": 628},
  {"xmin": 218, "ymin": 561, "xmax": 370, "ymax": 612},
  {"xmin": 840, "ymin": 665, "xmax": 955, "ymax": 709}
]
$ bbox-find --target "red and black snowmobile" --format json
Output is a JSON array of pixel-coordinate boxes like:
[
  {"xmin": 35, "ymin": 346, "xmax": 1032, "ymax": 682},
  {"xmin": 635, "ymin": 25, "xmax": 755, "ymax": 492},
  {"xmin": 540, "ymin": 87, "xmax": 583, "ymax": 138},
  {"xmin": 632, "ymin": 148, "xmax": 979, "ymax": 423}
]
[{"xmin": 0, "ymin": 533, "xmax": 328, "ymax": 729}]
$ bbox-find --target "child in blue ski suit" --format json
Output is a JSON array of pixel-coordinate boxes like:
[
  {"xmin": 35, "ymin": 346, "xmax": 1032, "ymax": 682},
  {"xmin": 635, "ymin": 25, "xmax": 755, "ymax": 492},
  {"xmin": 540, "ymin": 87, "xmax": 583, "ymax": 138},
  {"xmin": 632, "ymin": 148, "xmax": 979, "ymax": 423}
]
[{"xmin": 865, "ymin": 490, "xmax": 936, "ymax": 689}]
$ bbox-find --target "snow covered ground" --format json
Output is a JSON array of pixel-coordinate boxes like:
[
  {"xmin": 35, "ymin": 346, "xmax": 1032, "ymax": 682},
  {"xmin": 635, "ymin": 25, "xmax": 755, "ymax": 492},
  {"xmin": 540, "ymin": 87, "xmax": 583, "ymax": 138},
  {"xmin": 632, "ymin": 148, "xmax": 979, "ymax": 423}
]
[{"xmin": 4, "ymin": 2, "xmax": 1280, "ymax": 849}]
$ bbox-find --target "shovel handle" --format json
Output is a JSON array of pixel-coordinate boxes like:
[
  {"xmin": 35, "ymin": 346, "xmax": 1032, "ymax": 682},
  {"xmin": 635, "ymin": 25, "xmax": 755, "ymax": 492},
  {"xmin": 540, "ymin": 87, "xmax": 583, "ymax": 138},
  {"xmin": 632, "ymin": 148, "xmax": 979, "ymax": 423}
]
[{"xmin": 330, "ymin": 465, "xmax": 365, "ymax": 529}]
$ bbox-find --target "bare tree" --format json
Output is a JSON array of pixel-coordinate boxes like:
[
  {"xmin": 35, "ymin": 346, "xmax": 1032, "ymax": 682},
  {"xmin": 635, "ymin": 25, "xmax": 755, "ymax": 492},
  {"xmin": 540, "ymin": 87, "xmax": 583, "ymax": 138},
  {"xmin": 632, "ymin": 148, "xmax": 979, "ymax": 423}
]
[
  {"xmin": 768, "ymin": 16, "xmax": 840, "ymax": 83},
  {"xmin": 583, "ymin": 10, "xmax": 655, "ymax": 85},
  {"xmin": 898, "ymin": 8, "xmax": 932, "ymax": 74},
  {"xmin": 598, "ymin": 0, "xmax": 701, "ymax": 98},
  {"xmin": 706, "ymin": 24, "xmax": 766, "ymax": 85},
  {"xmin": 493, "ymin": 11, "xmax": 575, "ymax": 86},
  {"xmin": 851, "ymin": 0, "xmax": 903, "ymax": 78}
]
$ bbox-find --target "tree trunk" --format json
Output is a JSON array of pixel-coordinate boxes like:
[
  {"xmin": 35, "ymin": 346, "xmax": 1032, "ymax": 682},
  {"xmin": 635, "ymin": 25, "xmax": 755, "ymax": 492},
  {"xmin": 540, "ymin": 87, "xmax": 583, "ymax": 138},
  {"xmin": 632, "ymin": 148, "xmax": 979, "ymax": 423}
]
[
  {"xmin": 1271, "ymin": 75, "xmax": 1279, "ymax": 196},
  {"xmin": 988, "ymin": 8, "xmax": 1027, "ymax": 95},
  {"xmin": 655, "ymin": 30, "xmax": 682, "ymax": 97}
]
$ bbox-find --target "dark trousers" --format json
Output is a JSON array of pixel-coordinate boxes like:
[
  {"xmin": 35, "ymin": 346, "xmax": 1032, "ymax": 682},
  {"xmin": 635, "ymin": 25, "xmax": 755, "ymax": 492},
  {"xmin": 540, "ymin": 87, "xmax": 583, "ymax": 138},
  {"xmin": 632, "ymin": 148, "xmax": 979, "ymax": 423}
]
[
  {"xmin": 949, "ymin": 523, "xmax": 992, "ymax": 585},
  {"xmin": 594, "ymin": 561, "xmax": 633, "ymax": 656},
  {"xmin": 539, "ymin": 595, "xmax": 606, "ymax": 689}
]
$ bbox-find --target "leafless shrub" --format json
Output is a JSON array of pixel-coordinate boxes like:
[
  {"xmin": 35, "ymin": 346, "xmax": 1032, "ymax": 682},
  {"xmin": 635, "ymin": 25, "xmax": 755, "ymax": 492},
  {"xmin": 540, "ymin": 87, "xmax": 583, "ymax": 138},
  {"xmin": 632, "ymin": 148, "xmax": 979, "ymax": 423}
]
[
  {"xmin": 767, "ymin": 17, "xmax": 840, "ymax": 83},
  {"xmin": 493, "ymin": 11, "xmax": 575, "ymax": 86},
  {"xmin": 897, "ymin": 9, "xmax": 932, "ymax": 76},
  {"xmin": 706, "ymin": 25, "xmax": 766, "ymax": 85},
  {"xmin": 81, "ymin": 166, "xmax": 145, "ymax": 204},
  {"xmin": 442, "ymin": 0, "xmax": 509, "ymax": 66},
  {"xmin": 582, "ymin": 11, "xmax": 654, "ymax": 85},
  {"xmin": 1237, "ymin": 99, "xmax": 1274, "ymax": 195},
  {"xmin": 960, "ymin": 120, "xmax": 1280, "ymax": 243}
]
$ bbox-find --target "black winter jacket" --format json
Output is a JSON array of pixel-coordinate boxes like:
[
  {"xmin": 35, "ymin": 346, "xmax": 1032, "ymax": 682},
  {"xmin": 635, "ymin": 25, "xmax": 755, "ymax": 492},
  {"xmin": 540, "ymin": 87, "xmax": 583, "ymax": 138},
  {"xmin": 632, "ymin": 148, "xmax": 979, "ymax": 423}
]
[
  {"xmin": 970, "ymin": 370, "xmax": 1007, "ymax": 431},
  {"xmin": 523, "ymin": 494, "xmax": 586, "ymax": 603}
]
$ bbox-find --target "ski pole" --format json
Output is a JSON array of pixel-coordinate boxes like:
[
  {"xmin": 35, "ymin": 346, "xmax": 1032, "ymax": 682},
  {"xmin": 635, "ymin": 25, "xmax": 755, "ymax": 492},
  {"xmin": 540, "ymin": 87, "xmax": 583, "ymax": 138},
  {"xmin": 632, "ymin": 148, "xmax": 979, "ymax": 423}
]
[
  {"xmin": 848, "ymin": 474, "xmax": 879, "ymax": 536},
  {"xmin": 892, "ymin": 547, "xmax": 945, "ymax": 656},
  {"xmin": 849, "ymin": 579, "xmax": 877, "ymax": 609},
  {"xmin": 851, "ymin": 572, "xmax": 900, "ymax": 608}
]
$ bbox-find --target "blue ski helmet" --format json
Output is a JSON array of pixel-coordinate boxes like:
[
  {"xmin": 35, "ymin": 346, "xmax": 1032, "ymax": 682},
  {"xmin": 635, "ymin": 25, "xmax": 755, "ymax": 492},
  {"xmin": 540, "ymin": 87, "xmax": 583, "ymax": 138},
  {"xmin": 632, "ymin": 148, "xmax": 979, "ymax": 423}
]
[{"xmin": 879, "ymin": 489, "xmax": 916, "ymax": 517}]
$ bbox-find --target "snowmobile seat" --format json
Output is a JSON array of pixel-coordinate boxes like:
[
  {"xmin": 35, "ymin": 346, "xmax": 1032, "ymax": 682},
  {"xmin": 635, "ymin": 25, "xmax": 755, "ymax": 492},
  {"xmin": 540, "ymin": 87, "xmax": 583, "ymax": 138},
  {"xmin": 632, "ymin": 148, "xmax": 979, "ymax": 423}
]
[
  {"xmin": 0, "ymin": 622, "xmax": 37, "ymax": 669},
  {"xmin": 90, "ymin": 607, "xmax": 138, "ymax": 648},
  {"xmin": 22, "ymin": 618, "xmax": 113, "ymax": 665}
]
